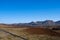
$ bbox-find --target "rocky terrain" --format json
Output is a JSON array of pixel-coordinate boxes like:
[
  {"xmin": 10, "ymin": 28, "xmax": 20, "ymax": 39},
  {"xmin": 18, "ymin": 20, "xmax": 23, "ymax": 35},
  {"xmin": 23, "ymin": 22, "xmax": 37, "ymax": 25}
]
[{"xmin": 0, "ymin": 20, "xmax": 60, "ymax": 40}]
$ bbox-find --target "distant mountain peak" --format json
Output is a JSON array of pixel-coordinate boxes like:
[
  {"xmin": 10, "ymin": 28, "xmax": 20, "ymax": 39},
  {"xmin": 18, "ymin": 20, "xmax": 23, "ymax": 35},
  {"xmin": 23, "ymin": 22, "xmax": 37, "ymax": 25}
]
[{"xmin": 0, "ymin": 20, "xmax": 60, "ymax": 28}]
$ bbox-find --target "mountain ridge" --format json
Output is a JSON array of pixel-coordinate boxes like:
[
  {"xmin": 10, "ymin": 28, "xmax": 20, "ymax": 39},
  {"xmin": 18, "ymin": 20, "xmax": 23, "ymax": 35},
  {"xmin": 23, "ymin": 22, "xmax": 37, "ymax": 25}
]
[{"xmin": 0, "ymin": 20, "xmax": 60, "ymax": 29}]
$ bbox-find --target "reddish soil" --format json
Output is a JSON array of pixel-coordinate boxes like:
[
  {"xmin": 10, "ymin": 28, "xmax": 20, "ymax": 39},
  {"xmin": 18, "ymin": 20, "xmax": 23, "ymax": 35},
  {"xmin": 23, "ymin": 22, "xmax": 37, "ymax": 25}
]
[{"xmin": 24, "ymin": 28, "xmax": 60, "ymax": 37}]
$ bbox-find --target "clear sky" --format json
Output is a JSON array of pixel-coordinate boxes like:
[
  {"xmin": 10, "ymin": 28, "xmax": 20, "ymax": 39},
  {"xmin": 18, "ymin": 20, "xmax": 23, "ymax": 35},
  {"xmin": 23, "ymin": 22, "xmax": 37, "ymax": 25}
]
[{"xmin": 0, "ymin": 0, "xmax": 60, "ymax": 23}]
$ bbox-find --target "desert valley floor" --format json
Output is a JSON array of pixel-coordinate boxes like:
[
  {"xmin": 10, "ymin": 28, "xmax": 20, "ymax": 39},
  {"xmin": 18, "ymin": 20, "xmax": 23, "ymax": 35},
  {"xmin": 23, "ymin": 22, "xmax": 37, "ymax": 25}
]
[{"xmin": 0, "ymin": 27, "xmax": 60, "ymax": 40}]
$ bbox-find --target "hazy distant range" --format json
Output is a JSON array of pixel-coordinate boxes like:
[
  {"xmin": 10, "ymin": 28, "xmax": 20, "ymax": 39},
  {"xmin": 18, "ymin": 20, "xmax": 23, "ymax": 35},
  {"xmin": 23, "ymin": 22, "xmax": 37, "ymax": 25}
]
[{"xmin": 0, "ymin": 20, "xmax": 60, "ymax": 29}]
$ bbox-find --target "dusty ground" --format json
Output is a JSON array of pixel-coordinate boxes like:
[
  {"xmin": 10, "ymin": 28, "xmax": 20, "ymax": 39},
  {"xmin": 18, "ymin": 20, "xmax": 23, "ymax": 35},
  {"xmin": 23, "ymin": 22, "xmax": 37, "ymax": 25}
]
[{"xmin": 0, "ymin": 28, "xmax": 60, "ymax": 40}]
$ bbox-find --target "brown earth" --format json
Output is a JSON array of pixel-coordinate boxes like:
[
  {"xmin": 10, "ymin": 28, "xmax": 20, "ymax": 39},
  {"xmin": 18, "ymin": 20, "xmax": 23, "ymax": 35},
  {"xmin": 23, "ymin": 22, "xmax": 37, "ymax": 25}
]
[{"xmin": 24, "ymin": 28, "xmax": 60, "ymax": 37}]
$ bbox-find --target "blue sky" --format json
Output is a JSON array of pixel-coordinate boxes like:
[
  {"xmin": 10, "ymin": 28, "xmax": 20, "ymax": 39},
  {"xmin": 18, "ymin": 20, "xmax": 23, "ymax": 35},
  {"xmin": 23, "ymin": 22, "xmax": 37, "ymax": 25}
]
[{"xmin": 0, "ymin": 0, "xmax": 60, "ymax": 23}]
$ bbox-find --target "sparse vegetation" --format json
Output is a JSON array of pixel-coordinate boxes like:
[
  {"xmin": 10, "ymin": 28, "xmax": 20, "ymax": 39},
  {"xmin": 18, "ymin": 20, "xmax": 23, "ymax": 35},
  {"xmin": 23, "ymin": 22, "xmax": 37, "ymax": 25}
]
[{"xmin": 0, "ymin": 28, "xmax": 60, "ymax": 40}]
